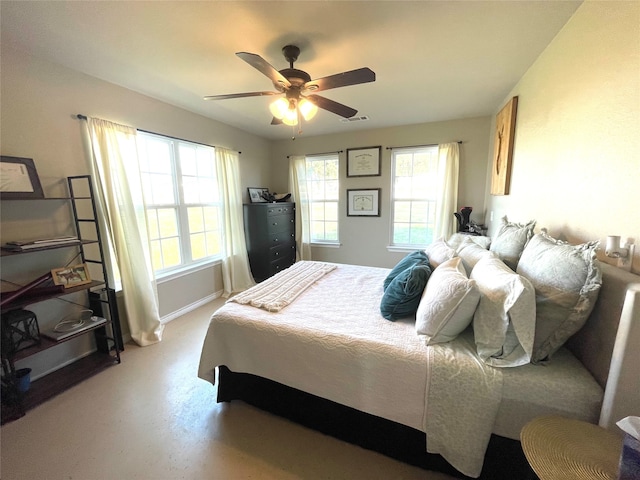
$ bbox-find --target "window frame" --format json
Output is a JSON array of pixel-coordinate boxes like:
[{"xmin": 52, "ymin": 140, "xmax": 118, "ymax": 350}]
[
  {"xmin": 305, "ymin": 153, "xmax": 340, "ymax": 245},
  {"xmin": 137, "ymin": 131, "xmax": 222, "ymax": 279},
  {"xmin": 389, "ymin": 145, "xmax": 440, "ymax": 249}
]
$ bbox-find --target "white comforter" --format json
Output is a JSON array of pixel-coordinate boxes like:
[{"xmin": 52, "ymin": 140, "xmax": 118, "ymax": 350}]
[{"xmin": 198, "ymin": 262, "xmax": 501, "ymax": 478}]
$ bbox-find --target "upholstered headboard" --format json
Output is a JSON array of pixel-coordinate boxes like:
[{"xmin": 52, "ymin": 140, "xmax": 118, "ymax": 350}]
[{"xmin": 566, "ymin": 261, "xmax": 640, "ymax": 431}]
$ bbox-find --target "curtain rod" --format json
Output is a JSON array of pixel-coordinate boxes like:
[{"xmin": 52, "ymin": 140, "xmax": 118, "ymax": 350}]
[
  {"xmin": 286, "ymin": 150, "xmax": 343, "ymax": 159},
  {"xmin": 386, "ymin": 141, "xmax": 462, "ymax": 150},
  {"xmin": 76, "ymin": 114, "xmax": 241, "ymax": 154}
]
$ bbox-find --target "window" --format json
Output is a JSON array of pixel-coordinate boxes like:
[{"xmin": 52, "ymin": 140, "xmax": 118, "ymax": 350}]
[
  {"xmin": 306, "ymin": 154, "xmax": 339, "ymax": 243},
  {"xmin": 137, "ymin": 132, "xmax": 222, "ymax": 275},
  {"xmin": 391, "ymin": 146, "xmax": 439, "ymax": 247}
]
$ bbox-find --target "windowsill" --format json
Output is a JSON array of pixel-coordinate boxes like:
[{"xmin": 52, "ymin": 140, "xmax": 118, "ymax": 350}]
[
  {"xmin": 386, "ymin": 245, "xmax": 426, "ymax": 253},
  {"xmin": 311, "ymin": 242, "xmax": 342, "ymax": 248},
  {"xmin": 155, "ymin": 258, "xmax": 221, "ymax": 284}
]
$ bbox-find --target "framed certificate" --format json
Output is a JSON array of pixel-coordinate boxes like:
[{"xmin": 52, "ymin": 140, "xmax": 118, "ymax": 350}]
[
  {"xmin": 346, "ymin": 146, "xmax": 381, "ymax": 177},
  {"xmin": 347, "ymin": 188, "xmax": 381, "ymax": 217},
  {"xmin": 0, "ymin": 156, "xmax": 45, "ymax": 199}
]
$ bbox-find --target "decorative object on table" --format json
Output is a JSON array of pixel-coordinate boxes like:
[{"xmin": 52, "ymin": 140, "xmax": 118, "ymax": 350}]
[
  {"xmin": 51, "ymin": 263, "xmax": 91, "ymax": 288},
  {"xmin": 490, "ymin": 96, "xmax": 518, "ymax": 196},
  {"xmin": 605, "ymin": 235, "xmax": 635, "ymax": 272},
  {"xmin": 1, "ymin": 309, "xmax": 40, "ymax": 355},
  {"xmin": 271, "ymin": 193, "xmax": 292, "ymax": 203},
  {"xmin": 617, "ymin": 416, "xmax": 640, "ymax": 480},
  {"xmin": 346, "ymin": 146, "xmax": 381, "ymax": 177},
  {"xmin": 0, "ymin": 156, "xmax": 45, "ymax": 199},
  {"xmin": 454, "ymin": 206, "xmax": 473, "ymax": 232},
  {"xmin": 248, "ymin": 187, "xmax": 269, "ymax": 203},
  {"xmin": 347, "ymin": 188, "xmax": 381, "ymax": 217}
]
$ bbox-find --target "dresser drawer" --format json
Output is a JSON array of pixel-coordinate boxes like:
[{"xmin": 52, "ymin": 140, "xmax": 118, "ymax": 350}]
[
  {"xmin": 266, "ymin": 205, "xmax": 295, "ymax": 216},
  {"xmin": 270, "ymin": 254, "xmax": 296, "ymax": 276},
  {"xmin": 269, "ymin": 230, "xmax": 295, "ymax": 246},
  {"xmin": 267, "ymin": 214, "xmax": 295, "ymax": 234},
  {"xmin": 269, "ymin": 241, "xmax": 295, "ymax": 261}
]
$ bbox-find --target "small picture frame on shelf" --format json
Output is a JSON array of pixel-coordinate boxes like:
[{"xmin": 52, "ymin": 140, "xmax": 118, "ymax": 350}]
[
  {"xmin": 0, "ymin": 156, "xmax": 45, "ymax": 199},
  {"xmin": 346, "ymin": 146, "xmax": 381, "ymax": 177},
  {"xmin": 347, "ymin": 188, "xmax": 381, "ymax": 217},
  {"xmin": 51, "ymin": 264, "xmax": 92, "ymax": 288},
  {"xmin": 248, "ymin": 187, "xmax": 269, "ymax": 203}
]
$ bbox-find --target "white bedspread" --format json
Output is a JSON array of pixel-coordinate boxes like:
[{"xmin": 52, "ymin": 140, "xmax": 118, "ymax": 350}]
[{"xmin": 198, "ymin": 262, "xmax": 503, "ymax": 477}]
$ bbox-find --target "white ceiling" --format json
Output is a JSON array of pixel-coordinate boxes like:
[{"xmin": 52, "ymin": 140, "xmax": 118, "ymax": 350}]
[{"xmin": 1, "ymin": 1, "xmax": 582, "ymax": 140}]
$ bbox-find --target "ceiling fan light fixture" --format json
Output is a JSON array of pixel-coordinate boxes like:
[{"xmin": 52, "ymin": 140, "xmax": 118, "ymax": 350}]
[
  {"xmin": 281, "ymin": 106, "xmax": 299, "ymax": 126},
  {"xmin": 269, "ymin": 97, "xmax": 289, "ymax": 119},
  {"xmin": 298, "ymin": 98, "xmax": 318, "ymax": 121}
]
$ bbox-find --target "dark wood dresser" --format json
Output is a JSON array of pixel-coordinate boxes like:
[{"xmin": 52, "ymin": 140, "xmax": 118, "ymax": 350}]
[{"xmin": 243, "ymin": 202, "xmax": 296, "ymax": 282}]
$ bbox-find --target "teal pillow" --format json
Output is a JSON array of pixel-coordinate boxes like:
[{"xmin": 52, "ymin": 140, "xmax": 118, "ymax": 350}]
[
  {"xmin": 380, "ymin": 264, "xmax": 432, "ymax": 320},
  {"xmin": 383, "ymin": 250, "xmax": 429, "ymax": 291}
]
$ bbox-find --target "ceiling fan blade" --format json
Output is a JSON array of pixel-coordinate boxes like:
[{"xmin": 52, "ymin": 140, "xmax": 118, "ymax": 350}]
[
  {"xmin": 236, "ymin": 52, "xmax": 291, "ymax": 90},
  {"xmin": 303, "ymin": 68, "xmax": 375, "ymax": 93},
  {"xmin": 204, "ymin": 91, "xmax": 280, "ymax": 101},
  {"xmin": 306, "ymin": 95, "xmax": 358, "ymax": 118}
]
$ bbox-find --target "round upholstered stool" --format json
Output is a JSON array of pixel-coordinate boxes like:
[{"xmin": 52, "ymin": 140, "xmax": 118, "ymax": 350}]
[{"xmin": 521, "ymin": 415, "xmax": 623, "ymax": 480}]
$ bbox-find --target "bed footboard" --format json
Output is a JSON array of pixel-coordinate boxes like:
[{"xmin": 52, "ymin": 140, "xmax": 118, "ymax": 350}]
[{"xmin": 217, "ymin": 366, "xmax": 537, "ymax": 480}]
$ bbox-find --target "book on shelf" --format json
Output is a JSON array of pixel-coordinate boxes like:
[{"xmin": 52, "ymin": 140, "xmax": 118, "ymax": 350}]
[{"xmin": 2, "ymin": 236, "xmax": 80, "ymax": 251}]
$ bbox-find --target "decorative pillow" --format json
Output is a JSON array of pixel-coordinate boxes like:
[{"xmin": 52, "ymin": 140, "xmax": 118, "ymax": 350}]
[
  {"xmin": 380, "ymin": 264, "xmax": 432, "ymax": 321},
  {"xmin": 383, "ymin": 250, "xmax": 429, "ymax": 291},
  {"xmin": 415, "ymin": 257, "xmax": 480, "ymax": 344},
  {"xmin": 471, "ymin": 255, "xmax": 536, "ymax": 367},
  {"xmin": 516, "ymin": 230, "xmax": 601, "ymax": 363},
  {"xmin": 489, "ymin": 216, "xmax": 536, "ymax": 271},
  {"xmin": 424, "ymin": 237, "xmax": 456, "ymax": 269},
  {"xmin": 457, "ymin": 240, "xmax": 496, "ymax": 274},
  {"xmin": 447, "ymin": 233, "xmax": 492, "ymax": 251}
]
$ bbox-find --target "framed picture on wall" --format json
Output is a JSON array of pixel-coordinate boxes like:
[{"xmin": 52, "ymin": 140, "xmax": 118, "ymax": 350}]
[
  {"xmin": 0, "ymin": 156, "xmax": 45, "ymax": 199},
  {"xmin": 347, "ymin": 188, "xmax": 381, "ymax": 217},
  {"xmin": 346, "ymin": 146, "xmax": 381, "ymax": 177}
]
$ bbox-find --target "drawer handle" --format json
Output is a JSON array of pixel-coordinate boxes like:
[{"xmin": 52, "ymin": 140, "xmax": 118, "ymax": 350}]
[
  {"xmin": 273, "ymin": 238, "xmax": 279, "ymax": 242},
  {"xmin": 275, "ymin": 252, "xmax": 280, "ymax": 256},
  {"xmin": 272, "ymin": 222, "xmax": 278, "ymax": 226}
]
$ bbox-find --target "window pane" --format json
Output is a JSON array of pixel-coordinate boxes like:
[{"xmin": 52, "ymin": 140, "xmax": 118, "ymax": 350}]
[
  {"xmin": 306, "ymin": 154, "xmax": 340, "ymax": 243},
  {"xmin": 160, "ymin": 237, "xmax": 181, "ymax": 268},
  {"xmin": 188, "ymin": 207, "xmax": 204, "ymax": 233},
  {"xmin": 190, "ymin": 232, "xmax": 206, "ymax": 260},
  {"xmin": 157, "ymin": 208, "xmax": 178, "ymax": 237}
]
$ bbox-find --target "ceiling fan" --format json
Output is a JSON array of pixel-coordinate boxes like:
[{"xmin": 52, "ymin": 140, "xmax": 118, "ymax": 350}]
[{"xmin": 204, "ymin": 45, "xmax": 376, "ymax": 127}]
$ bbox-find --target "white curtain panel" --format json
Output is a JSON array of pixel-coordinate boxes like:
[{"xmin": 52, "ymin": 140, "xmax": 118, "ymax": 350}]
[
  {"xmin": 83, "ymin": 117, "xmax": 163, "ymax": 346},
  {"xmin": 434, "ymin": 142, "xmax": 460, "ymax": 240},
  {"xmin": 216, "ymin": 148, "xmax": 255, "ymax": 296},
  {"xmin": 288, "ymin": 155, "xmax": 312, "ymax": 260}
]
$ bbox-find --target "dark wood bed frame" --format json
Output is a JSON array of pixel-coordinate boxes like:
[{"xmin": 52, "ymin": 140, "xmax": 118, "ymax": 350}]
[{"xmin": 217, "ymin": 365, "xmax": 538, "ymax": 480}]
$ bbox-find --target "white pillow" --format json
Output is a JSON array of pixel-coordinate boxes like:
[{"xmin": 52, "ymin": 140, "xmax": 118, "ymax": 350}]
[
  {"xmin": 516, "ymin": 230, "xmax": 601, "ymax": 363},
  {"xmin": 416, "ymin": 257, "xmax": 480, "ymax": 344},
  {"xmin": 457, "ymin": 240, "xmax": 496, "ymax": 274},
  {"xmin": 489, "ymin": 216, "xmax": 536, "ymax": 271},
  {"xmin": 424, "ymin": 237, "xmax": 456, "ymax": 269},
  {"xmin": 448, "ymin": 233, "xmax": 492, "ymax": 251},
  {"xmin": 471, "ymin": 255, "xmax": 536, "ymax": 367}
]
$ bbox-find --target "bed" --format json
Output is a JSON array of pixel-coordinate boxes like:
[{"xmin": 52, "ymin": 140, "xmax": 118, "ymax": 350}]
[{"xmin": 198, "ymin": 239, "xmax": 640, "ymax": 479}]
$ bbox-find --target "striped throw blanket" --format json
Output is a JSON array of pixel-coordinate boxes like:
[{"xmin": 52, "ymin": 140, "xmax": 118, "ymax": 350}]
[{"xmin": 228, "ymin": 261, "xmax": 337, "ymax": 312}]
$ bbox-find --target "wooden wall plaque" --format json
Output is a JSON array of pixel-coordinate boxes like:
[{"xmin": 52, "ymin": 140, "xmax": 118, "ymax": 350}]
[{"xmin": 490, "ymin": 96, "xmax": 518, "ymax": 195}]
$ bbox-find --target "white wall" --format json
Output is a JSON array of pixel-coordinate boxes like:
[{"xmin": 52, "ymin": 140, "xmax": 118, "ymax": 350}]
[
  {"xmin": 269, "ymin": 117, "xmax": 492, "ymax": 268},
  {"xmin": 484, "ymin": 1, "xmax": 640, "ymax": 273}
]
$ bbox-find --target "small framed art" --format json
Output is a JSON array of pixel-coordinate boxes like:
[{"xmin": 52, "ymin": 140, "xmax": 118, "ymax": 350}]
[
  {"xmin": 51, "ymin": 264, "xmax": 92, "ymax": 288},
  {"xmin": 248, "ymin": 187, "xmax": 268, "ymax": 203},
  {"xmin": 0, "ymin": 156, "xmax": 45, "ymax": 199},
  {"xmin": 346, "ymin": 146, "xmax": 381, "ymax": 177},
  {"xmin": 347, "ymin": 188, "xmax": 381, "ymax": 217},
  {"xmin": 490, "ymin": 96, "xmax": 518, "ymax": 196}
]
